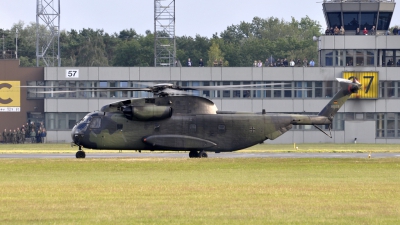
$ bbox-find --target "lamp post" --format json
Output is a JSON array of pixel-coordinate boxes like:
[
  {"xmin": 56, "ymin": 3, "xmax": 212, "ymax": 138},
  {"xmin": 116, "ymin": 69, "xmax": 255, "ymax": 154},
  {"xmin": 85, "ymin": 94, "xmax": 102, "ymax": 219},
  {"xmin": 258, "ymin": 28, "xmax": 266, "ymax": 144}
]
[
  {"xmin": 15, "ymin": 29, "xmax": 18, "ymax": 59},
  {"xmin": 313, "ymin": 36, "xmax": 321, "ymax": 66}
]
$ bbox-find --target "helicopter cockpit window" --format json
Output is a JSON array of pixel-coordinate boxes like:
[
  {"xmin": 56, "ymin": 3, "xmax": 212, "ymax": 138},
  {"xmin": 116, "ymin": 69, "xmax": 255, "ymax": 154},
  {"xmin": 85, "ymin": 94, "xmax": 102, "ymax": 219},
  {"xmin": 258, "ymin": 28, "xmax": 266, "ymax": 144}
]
[
  {"xmin": 82, "ymin": 115, "xmax": 92, "ymax": 124},
  {"xmin": 90, "ymin": 117, "xmax": 101, "ymax": 129}
]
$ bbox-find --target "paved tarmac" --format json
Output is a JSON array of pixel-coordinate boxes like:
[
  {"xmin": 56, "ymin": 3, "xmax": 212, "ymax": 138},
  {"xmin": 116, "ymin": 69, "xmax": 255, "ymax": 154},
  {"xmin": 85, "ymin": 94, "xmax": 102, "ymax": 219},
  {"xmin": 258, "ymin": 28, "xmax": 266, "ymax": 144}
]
[{"xmin": 1, "ymin": 152, "xmax": 400, "ymax": 159}]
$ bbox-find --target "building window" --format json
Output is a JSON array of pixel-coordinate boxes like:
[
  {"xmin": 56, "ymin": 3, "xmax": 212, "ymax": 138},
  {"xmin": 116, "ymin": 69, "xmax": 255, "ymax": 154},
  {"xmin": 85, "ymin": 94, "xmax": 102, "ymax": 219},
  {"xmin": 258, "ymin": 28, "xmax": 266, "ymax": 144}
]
[
  {"xmin": 284, "ymin": 82, "xmax": 292, "ymax": 98},
  {"xmin": 335, "ymin": 50, "xmax": 344, "ymax": 66},
  {"xmin": 315, "ymin": 82, "xmax": 323, "ymax": 98},
  {"xmin": 346, "ymin": 50, "xmax": 354, "ymax": 66},
  {"xmin": 387, "ymin": 113, "xmax": 396, "ymax": 138},
  {"xmin": 377, "ymin": 12, "xmax": 393, "ymax": 31},
  {"xmin": 99, "ymin": 81, "xmax": 108, "ymax": 98},
  {"xmin": 355, "ymin": 50, "xmax": 364, "ymax": 66},
  {"xmin": 360, "ymin": 12, "xmax": 377, "ymax": 30},
  {"xmin": 202, "ymin": 81, "xmax": 210, "ymax": 98},
  {"xmin": 343, "ymin": 12, "xmax": 359, "ymax": 31},
  {"xmin": 242, "ymin": 81, "xmax": 251, "ymax": 98},
  {"xmin": 222, "ymin": 81, "xmax": 231, "ymax": 98},
  {"xmin": 45, "ymin": 113, "xmax": 88, "ymax": 130},
  {"xmin": 366, "ymin": 51, "xmax": 375, "ymax": 66},
  {"xmin": 233, "ymin": 81, "xmax": 240, "ymax": 98},
  {"xmin": 324, "ymin": 50, "xmax": 333, "ymax": 66},
  {"xmin": 327, "ymin": 12, "xmax": 341, "ymax": 29},
  {"xmin": 376, "ymin": 113, "xmax": 385, "ymax": 138}
]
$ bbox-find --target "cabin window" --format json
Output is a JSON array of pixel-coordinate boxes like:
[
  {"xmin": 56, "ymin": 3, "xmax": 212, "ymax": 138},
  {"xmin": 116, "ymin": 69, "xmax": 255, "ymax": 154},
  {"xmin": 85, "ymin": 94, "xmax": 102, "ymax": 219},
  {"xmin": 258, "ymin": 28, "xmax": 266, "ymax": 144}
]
[{"xmin": 90, "ymin": 117, "xmax": 101, "ymax": 129}]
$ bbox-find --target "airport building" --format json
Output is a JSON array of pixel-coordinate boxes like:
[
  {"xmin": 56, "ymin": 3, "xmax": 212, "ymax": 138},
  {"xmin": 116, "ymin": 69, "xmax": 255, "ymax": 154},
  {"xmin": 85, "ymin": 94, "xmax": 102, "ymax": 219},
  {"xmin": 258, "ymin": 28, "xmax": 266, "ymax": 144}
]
[{"xmin": 1, "ymin": 0, "xmax": 400, "ymax": 144}]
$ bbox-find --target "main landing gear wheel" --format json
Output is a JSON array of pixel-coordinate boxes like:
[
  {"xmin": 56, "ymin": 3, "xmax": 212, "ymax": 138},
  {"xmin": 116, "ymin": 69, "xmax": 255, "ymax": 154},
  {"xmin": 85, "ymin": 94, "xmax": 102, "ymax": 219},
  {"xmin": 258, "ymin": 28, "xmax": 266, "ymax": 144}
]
[
  {"xmin": 199, "ymin": 151, "xmax": 208, "ymax": 158},
  {"xmin": 189, "ymin": 151, "xmax": 198, "ymax": 158},
  {"xmin": 188, "ymin": 150, "xmax": 208, "ymax": 158}
]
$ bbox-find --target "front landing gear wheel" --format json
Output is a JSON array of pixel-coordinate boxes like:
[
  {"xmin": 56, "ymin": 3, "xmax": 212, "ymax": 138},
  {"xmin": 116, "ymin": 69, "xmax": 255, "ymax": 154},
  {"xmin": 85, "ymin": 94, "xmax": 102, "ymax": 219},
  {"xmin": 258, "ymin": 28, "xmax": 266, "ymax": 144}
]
[{"xmin": 76, "ymin": 151, "xmax": 86, "ymax": 158}]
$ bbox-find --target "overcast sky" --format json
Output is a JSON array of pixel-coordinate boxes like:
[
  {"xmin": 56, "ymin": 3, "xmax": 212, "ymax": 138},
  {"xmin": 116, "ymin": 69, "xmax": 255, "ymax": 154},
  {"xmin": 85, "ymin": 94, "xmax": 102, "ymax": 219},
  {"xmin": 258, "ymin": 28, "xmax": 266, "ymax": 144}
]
[{"xmin": 1, "ymin": 0, "xmax": 399, "ymax": 37}]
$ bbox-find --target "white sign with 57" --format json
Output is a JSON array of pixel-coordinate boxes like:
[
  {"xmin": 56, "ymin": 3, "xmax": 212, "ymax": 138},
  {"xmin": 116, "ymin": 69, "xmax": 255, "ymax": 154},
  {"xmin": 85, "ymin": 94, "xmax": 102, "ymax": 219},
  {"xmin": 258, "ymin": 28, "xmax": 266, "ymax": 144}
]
[{"xmin": 66, "ymin": 69, "xmax": 79, "ymax": 78}]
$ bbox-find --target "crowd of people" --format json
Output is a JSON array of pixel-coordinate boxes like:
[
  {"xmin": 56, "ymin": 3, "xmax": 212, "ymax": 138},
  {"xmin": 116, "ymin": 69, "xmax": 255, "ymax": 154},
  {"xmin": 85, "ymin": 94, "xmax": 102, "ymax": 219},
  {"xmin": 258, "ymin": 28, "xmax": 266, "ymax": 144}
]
[
  {"xmin": 325, "ymin": 25, "xmax": 400, "ymax": 36},
  {"xmin": 2, "ymin": 122, "xmax": 47, "ymax": 144},
  {"xmin": 253, "ymin": 58, "xmax": 316, "ymax": 67},
  {"xmin": 186, "ymin": 58, "xmax": 224, "ymax": 67}
]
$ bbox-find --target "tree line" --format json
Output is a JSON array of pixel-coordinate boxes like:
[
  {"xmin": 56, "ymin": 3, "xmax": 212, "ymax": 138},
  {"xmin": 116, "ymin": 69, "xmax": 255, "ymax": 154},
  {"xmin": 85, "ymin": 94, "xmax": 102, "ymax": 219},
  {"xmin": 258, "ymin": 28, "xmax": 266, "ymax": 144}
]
[{"xmin": 0, "ymin": 16, "xmax": 322, "ymax": 67}]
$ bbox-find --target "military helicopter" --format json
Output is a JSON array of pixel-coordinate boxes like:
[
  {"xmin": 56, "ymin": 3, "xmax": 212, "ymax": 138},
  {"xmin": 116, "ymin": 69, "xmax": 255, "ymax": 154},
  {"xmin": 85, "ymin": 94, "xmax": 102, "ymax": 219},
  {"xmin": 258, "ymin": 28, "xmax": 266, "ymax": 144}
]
[{"xmin": 31, "ymin": 78, "xmax": 362, "ymax": 158}]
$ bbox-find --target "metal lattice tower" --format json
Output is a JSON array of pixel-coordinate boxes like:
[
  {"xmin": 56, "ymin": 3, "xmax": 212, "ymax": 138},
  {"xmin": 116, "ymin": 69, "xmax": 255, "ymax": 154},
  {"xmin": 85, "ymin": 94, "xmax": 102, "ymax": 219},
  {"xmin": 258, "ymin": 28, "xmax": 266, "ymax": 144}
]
[
  {"xmin": 154, "ymin": 0, "xmax": 176, "ymax": 67},
  {"xmin": 36, "ymin": 0, "xmax": 60, "ymax": 67}
]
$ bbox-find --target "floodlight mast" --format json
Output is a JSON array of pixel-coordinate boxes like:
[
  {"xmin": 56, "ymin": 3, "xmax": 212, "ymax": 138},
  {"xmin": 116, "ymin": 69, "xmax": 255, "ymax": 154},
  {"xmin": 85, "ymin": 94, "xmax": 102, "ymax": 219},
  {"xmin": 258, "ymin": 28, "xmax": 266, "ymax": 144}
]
[
  {"xmin": 154, "ymin": 0, "xmax": 176, "ymax": 67},
  {"xmin": 36, "ymin": 0, "xmax": 61, "ymax": 67}
]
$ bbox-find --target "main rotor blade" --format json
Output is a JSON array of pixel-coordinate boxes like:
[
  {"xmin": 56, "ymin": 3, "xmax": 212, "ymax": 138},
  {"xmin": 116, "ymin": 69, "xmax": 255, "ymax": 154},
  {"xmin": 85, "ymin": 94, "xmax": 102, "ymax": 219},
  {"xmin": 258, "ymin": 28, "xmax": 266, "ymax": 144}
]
[
  {"xmin": 21, "ymin": 86, "xmax": 151, "ymax": 91},
  {"xmin": 30, "ymin": 88, "xmax": 151, "ymax": 94}
]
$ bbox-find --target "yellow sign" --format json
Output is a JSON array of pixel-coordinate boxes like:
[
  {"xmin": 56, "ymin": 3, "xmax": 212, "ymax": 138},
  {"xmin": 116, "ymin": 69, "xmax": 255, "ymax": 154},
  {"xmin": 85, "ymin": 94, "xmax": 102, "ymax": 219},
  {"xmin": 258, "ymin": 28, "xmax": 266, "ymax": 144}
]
[
  {"xmin": 0, "ymin": 81, "xmax": 21, "ymax": 111},
  {"xmin": 343, "ymin": 72, "xmax": 378, "ymax": 99}
]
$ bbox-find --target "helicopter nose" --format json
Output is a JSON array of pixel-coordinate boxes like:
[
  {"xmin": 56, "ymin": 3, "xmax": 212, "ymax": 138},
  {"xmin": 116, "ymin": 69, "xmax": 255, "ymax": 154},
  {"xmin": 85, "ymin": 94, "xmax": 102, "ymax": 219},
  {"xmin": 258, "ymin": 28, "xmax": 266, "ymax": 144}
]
[
  {"xmin": 72, "ymin": 133, "xmax": 84, "ymax": 145},
  {"xmin": 71, "ymin": 123, "xmax": 88, "ymax": 145}
]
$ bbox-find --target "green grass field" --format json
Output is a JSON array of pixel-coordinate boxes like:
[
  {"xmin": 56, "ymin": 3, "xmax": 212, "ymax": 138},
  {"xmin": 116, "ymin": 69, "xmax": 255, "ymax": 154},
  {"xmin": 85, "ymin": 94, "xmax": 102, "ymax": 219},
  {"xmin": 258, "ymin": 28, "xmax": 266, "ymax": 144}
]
[{"xmin": 1, "ymin": 157, "xmax": 400, "ymax": 224}]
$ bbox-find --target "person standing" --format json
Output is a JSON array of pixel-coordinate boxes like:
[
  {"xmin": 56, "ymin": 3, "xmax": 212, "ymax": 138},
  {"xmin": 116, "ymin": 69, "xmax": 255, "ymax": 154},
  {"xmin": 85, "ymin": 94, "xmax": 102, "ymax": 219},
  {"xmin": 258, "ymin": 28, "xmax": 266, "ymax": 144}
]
[
  {"xmin": 16, "ymin": 128, "xmax": 21, "ymax": 144},
  {"xmin": 30, "ymin": 129, "xmax": 36, "ymax": 143},
  {"xmin": 264, "ymin": 59, "xmax": 269, "ymax": 67},
  {"xmin": 309, "ymin": 59, "xmax": 315, "ymax": 67},
  {"xmin": 334, "ymin": 26, "xmax": 340, "ymax": 35},
  {"xmin": 363, "ymin": 27, "xmax": 368, "ymax": 35},
  {"xmin": 356, "ymin": 27, "xmax": 360, "ymax": 35},
  {"xmin": 7, "ymin": 129, "xmax": 12, "ymax": 144},
  {"xmin": 303, "ymin": 58, "xmax": 308, "ymax": 67},
  {"xmin": 340, "ymin": 26, "xmax": 345, "ymax": 35},
  {"xmin": 283, "ymin": 58, "xmax": 288, "ymax": 67},
  {"xmin": 21, "ymin": 128, "xmax": 26, "ymax": 144},
  {"xmin": 36, "ymin": 129, "xmax": 42, "ymax": 143},
  {"xmin": 198, "ymin": 58, "xmax": 204, "ymax": 67},
  {"xmin": 370, "ymin": 26, "xmax": 376, "ymax": 35},
  {"xmin": 41, "ymin": 128, "xmax": 47, "ymax": 144},
  {"xmin": 257, "ymin": 60, "xmax": 263, "ymax": 67},
  {"xmin": 2, "ymin": 129, "xmax": 7, "ymax": 144},
  {"xmin": 12, "ymin": 129, "xmax": 17, "ymax": 144},
  {"xmin": 393, "ymin": 26, "xmax": 398, "ymax": 36},
  {"xmin": 187, "ymin": 58, "xmax": 192, "ymax": 67},
  {"xmin": 289, "ymin": 59, "xmax": 295, "ymax": 67}
]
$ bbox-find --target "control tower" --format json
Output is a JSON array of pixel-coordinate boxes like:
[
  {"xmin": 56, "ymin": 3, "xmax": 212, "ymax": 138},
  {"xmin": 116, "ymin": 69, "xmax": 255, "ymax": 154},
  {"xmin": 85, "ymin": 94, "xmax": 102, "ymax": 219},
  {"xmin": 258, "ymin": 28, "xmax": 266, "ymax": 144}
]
[
  {"xmin": 319, "ymin": 0, "xmax": 397, "ymax": 67},
  {"xmin": 318, "ymin": 0, "xmax": 399, "ymax": 141},
  {"xmin": 323, "ymin": 0, "xmax": 396, "ymax": 35}
]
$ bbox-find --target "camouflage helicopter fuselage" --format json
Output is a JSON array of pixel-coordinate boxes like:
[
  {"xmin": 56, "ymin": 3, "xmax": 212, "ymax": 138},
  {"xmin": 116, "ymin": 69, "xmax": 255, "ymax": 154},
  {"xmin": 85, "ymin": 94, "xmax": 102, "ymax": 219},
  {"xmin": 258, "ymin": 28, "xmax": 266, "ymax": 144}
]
[{"xmin": 71, "ymin": 79, "xmax": 361, "ymax": 155}]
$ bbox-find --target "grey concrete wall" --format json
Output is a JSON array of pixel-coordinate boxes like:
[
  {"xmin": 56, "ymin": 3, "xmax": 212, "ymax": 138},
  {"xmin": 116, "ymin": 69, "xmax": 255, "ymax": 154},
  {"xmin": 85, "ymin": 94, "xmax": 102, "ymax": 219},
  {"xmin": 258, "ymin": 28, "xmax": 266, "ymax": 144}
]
[{"xmin": 321, "ymin": 35, "xmax": 400, "ymax": 50}]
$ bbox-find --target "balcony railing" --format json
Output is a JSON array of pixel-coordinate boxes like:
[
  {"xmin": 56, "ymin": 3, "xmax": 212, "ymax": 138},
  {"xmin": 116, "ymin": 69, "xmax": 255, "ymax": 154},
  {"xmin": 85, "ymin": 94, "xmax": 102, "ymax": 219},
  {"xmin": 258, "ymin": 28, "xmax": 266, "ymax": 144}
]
[{"xmin": 323, "ymin": 0, "xmax": 395, "ymax": 3}]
